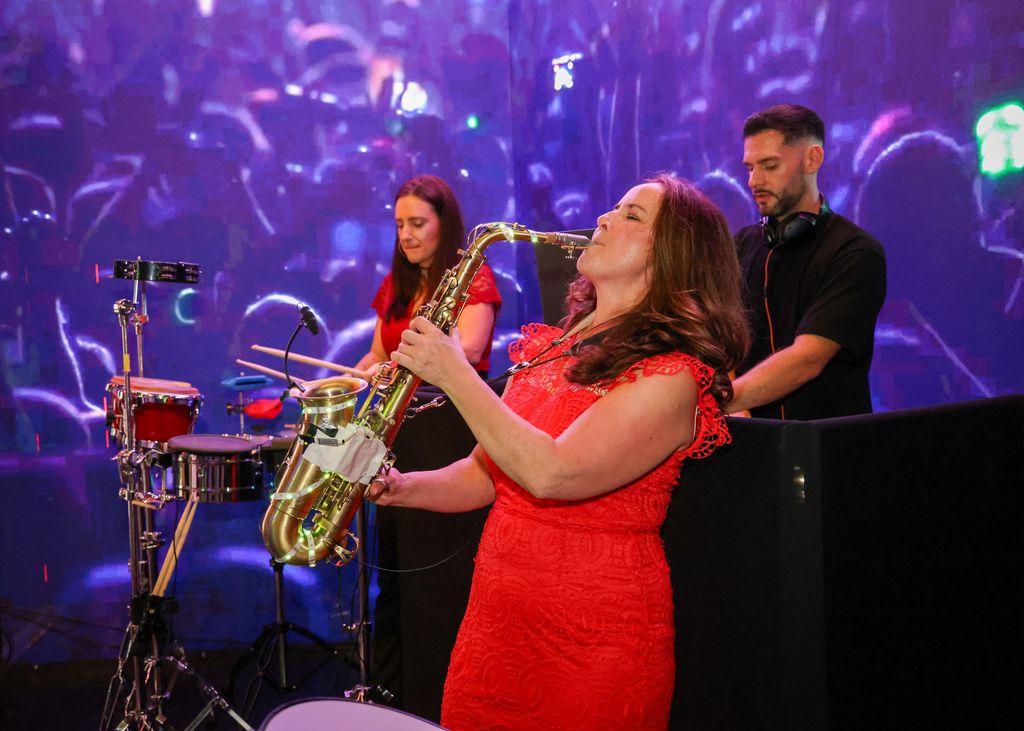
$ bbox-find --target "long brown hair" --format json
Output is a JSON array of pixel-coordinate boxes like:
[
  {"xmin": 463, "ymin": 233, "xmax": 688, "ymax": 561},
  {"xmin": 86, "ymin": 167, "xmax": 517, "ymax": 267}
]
[
  {"xmin": 386, "ymin": 175, "xmax": 466, "ymax": 322},
  {"xmin": 561, "ymin": 174, "xmax": 750, "ymax": 405}
]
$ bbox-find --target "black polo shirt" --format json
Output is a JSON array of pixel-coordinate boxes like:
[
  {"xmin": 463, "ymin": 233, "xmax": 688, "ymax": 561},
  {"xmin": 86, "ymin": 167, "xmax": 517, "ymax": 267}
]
[{"xmin": 735, "ymin": 212, "xmax": 886, "ymax": 420}]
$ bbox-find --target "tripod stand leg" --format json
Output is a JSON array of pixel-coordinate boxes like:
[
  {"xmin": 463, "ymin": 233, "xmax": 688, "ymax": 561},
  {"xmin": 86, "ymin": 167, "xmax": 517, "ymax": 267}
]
[
  {"xmin": 181, "ymin": 699, "xmax": 218, "ymax": 731},
  {"xmin": 163, "ymin": 655, "xmax": 254, "ymax": 731},
  {"xmin": 274, "ymin": 562, "xmax": 288, "ymax": 688},
  {"xmin": 355, "ymin": 504, "xmax": 370, "ymax": 688},
  {"xmin": 227, "ymin": 561, "xmax": 353, "ymax": 717}
]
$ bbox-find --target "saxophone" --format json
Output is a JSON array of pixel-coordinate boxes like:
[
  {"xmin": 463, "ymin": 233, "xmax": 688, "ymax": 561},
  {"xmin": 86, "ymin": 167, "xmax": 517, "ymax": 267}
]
[{"xmin": 261, "ymin": 223, "xmax": 592, "ymax": 566}]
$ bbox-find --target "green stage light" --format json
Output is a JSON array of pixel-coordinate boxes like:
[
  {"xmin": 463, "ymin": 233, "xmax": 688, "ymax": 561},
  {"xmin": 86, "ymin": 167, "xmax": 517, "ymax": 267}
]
[
  {"xmin": 465, "ymin": 114, "xmax": 480, "ymax": 130},
  {"xmin": 975, "ymin": 102, "xmax": 1024, "ymax": 178}
]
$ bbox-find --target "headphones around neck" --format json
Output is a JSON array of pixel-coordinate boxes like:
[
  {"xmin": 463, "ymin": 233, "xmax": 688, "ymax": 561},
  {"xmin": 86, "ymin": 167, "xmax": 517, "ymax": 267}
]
[{"xmin": 761, "ymin": 197, "xmax": 832, "ymax": 249}]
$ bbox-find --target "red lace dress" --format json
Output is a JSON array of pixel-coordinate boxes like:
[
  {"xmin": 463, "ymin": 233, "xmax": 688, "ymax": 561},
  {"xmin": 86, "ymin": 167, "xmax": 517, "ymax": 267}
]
[
  {"xmin": 371, "ymin": 264, "xmax": 502, "ymax": 373},
  {"xmin": 441, "ymin": 324, "xmax": 731, "ymax": 731}
]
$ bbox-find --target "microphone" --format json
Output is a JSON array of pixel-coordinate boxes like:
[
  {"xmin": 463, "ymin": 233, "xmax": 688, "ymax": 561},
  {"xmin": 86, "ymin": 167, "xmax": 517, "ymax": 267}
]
[{"xmin": 298, "ymin": 303, "xmax": 319, "ymax": 336}]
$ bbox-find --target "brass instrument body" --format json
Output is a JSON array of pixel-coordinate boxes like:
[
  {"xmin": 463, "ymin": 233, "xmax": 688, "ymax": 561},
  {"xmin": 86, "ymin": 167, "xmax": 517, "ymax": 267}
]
[
  {"xmin": 261, "ymin": 223, "xmax": 591, "ymax": 567},
  {"xmin": 261, "ymin": 376, "xmax": 366, "ymax": 565}
]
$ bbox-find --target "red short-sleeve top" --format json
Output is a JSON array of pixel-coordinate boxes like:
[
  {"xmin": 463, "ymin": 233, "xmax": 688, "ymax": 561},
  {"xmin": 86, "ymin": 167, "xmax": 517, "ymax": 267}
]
[{"xmin": 371, "ymin": 264, "xmax": 502, "ymax": 373}]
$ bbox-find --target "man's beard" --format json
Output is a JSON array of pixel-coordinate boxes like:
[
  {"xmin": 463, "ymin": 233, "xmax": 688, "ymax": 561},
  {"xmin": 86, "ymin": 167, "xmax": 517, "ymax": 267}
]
[{"xmin": 764, "ymin": 180, "xmax": 806, "ymax": 219}]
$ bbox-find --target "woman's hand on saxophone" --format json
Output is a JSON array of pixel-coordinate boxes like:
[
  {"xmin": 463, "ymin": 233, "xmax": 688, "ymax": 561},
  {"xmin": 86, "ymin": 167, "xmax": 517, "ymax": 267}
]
[
  {"xmin": 391, "ymin": 316, "xmax": 475, "ymax": 392},
  {"xmin": 366, "ymin": 454, "xmax": 497, "ymax": 513},
  {"xmin": 367, "ymin": 468, "xmax": 404, "ymax": 506}
]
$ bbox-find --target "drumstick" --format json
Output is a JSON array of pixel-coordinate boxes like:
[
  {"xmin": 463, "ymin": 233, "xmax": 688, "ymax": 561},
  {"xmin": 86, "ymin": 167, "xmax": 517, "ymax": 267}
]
[
  {"xmin": 250, "ymin": 344, "xmax": 369, "ymax": 379},
  {"xmin": 235, "ymin": 358, "xmax": 306, "ymax": 385},
  {"xmin": 153, "ymin": 498, "xmax": 198, "ymax": 597},
  {"xmin": 152, "ymin": 498, "xmax": 194, "ymax": 597},
  {"xmin": 155, "ymin": 497, "xmax": 198, "ymax": 597}
]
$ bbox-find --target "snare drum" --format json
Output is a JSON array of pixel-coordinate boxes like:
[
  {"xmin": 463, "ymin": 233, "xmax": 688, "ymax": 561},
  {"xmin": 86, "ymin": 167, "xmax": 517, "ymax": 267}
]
[
  {"xmin": 259, "ymin": 698, "xmax": 444, "ymax": 730},
  {"xmin": 261, "ymin": 430, "xmax": 297, "ymax": 489},
  {"xmin": 167, "ymin": 434, "xmax": 268, "ymax": 503},
  {"xmin": 107, "ymin": 376, "xmax": 202, "ymax": 446}
]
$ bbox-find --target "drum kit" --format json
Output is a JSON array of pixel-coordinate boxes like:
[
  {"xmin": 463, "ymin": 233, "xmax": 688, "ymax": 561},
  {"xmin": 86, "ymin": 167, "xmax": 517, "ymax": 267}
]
[{"xmin": 97, "ymin": 258, "xmax": 382, "ymax": 731}]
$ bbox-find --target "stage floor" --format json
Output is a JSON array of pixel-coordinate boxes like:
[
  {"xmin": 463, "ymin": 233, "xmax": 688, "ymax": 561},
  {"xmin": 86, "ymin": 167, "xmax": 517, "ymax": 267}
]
[{"xmin": 0, "ymin": 641, "xmax": 364, "ymax": 730}]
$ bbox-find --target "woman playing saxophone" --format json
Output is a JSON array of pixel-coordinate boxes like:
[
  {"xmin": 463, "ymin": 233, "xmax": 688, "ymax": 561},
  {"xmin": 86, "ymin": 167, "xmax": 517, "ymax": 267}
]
[{"xmin": 369, "ymin": 174, "xmax": 750, "ymax": 730}]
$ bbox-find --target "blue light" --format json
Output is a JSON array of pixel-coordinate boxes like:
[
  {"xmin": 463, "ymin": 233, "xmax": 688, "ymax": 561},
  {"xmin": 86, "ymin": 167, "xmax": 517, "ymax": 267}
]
[
  {"xmin": 551, "ymin": 52, "xmax": 583, "ymax": 92},
  {"xmin": 56, "ymin": 298, "xmax": 105, "ymax": 418},
  {"xmin": 213, "ymin": 546, "xmax": 319, "ymax": 587},
  {"xmin": 173, "ymin": 287, "xmax": 198, "ymax": 325},
  {"xmin": 399, "ymin": 82, "xmax": 429, "ymax": 113},
  {"xmin": 976, "ymin": 102, "xmax": 1024, "ymax": 177},
  {"xmin": 84, "ymin": 562, "xmax": 131, "ymax": 590},
  {"xmin": 74, "ymin": 335, "xmax": 116, "ymax": 375},
  {"xmin": 244, "ymin": 294, "xmax": 329, "ymax": 337}
]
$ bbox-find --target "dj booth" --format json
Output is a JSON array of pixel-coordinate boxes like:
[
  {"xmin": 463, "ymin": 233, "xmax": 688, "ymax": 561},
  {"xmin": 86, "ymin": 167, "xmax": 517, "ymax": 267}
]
[{"xmin": 376, "ymin": 395, "xmax": 1024, "ymax": 729}]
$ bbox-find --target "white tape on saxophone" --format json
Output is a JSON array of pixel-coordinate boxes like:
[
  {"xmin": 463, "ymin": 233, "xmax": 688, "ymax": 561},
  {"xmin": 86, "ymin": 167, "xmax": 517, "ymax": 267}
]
[
  {"xmin": 301, "ymin": 397, "xmax": 359, "ymax": 415},
  {"xmin": 269, "ymin": 474, "xmax": 327, "ymax": 501},
  {"xmin": 301, "ymin": 422, "xmax": 387, "ymax": 486}
]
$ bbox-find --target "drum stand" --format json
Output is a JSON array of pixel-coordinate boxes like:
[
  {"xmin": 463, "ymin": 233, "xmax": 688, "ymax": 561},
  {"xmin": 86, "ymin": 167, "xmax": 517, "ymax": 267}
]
[
  {"xmin": 226, "ymin": 559, "xmax": 350, "ymax": 717},
  {"xmin": 342, "ymin": 502, "xmax": 393, "ymax": 705},
  {"xmin": 100, "ymin": 269, "xmax": 252, "ymax": 731}
]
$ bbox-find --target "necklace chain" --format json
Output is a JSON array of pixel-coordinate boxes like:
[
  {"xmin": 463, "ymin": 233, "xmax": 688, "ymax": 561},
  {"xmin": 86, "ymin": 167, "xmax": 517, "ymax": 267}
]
[{"xmin": 405, "ymin": 323, "xmax": 593, "ymax": 418}]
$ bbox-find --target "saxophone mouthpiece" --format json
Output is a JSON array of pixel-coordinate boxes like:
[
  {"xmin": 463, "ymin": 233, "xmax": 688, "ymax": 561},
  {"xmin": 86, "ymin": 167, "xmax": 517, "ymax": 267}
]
[{"xmin": 544, "ymin": 229, "xmax": 594, "ymax": 258}]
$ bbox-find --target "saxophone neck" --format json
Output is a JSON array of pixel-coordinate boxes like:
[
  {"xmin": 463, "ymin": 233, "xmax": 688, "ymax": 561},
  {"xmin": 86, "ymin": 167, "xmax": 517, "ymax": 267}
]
[{"xmin": 467, "ymin": 222, "xmax": 593, "ymax": 257}]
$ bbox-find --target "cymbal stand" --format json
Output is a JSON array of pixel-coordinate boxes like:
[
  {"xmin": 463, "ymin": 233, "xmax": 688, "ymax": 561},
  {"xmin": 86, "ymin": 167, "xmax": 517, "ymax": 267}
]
[
  {"xmin": 131, "ymin": 256, "xmax": 149, "ymax": 378},
  {"xmin": 101, "ymin": 296, "xmax": 173, "ymax": 730},
  {"xmin": 101, "ymin": 290, "xmax": 249, "ymax": 730}
]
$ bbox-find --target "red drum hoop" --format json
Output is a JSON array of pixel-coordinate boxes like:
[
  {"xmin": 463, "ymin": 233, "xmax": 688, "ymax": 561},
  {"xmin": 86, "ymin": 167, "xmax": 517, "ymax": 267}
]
[{"xmin": 106, "ymin": 376, "xmax": 202, "ymax": 447}]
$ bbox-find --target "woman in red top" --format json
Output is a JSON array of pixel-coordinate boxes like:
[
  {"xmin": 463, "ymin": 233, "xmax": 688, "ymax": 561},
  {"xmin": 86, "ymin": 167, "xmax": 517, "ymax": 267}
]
[
  {"xmin": 370, "ymin": 175, "xmax": 750, "ymax": 729},
  {"xmin": 355, "ymin": 175, "xmax": 501, "ymax": 377}
]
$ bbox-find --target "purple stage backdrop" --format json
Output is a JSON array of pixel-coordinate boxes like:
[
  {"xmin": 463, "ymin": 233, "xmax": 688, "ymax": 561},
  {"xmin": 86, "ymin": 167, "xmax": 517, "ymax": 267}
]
[{"xmin": 0, "ymin": 0, "xmax": 1021, "ymax": 668}]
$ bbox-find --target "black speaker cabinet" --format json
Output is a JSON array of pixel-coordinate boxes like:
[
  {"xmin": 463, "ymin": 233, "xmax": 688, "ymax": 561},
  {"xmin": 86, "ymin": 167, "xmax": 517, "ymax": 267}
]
[{"xmin": 666, "ymin": 395, "xmax": 1024, "ymax": 729}]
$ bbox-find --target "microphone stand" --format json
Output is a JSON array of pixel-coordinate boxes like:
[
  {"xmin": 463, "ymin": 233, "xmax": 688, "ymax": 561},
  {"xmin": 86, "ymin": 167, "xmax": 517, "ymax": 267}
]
[
  {"xmin": 228, "ymin": 309, "xmax": 355, "ymax": 716},
  {"xmin": 282, "ymin": 308, "xmax": 388, "ymax": 704},
  {"xmin": 281, "ymin": 322, "xmax": 306, "ymax": 397}
]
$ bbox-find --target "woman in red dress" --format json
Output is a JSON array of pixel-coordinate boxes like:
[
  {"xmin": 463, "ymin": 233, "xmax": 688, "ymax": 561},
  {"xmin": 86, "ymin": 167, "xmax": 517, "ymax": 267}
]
[
  {"xmin": 355, "ymin": 174, "xmax": 501, "ymax": 377},
  {"xmin": 370, "ymin": 174, "xmax": 749, "ymax": 730}
]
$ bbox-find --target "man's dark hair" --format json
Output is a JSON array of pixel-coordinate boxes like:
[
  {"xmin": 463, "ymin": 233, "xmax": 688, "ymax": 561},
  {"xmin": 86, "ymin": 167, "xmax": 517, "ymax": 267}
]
[{"xmin": 743, "ymin": 104, "xmax": 825, "ymax": 146}]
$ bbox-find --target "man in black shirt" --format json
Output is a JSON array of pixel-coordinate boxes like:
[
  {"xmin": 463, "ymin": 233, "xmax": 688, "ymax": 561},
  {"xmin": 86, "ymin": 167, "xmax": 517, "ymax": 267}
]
[{"xmin": 728, "ymin": 104, "xmax": 886, "ymax": 420}]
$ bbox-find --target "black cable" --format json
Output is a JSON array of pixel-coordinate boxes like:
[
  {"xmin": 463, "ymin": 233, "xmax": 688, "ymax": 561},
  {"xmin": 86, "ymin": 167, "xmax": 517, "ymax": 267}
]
[
  {"xmin": 362, "ymin": 537, "xmax": 477, "ymax": 573},
  {"xmin": 0, "ymin": 604, "xmax": 249, "ymax": 651},
  {"xmin": 2, "ymin": 604, "xmax": 125, "ymax": 633},
  {"xmin": 0, "ymin": 606, "xmax": 123, "ymax": 652},
  {"xmin": 406, "ymin": 336, "xmax": 588, "ymax": 417}
]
